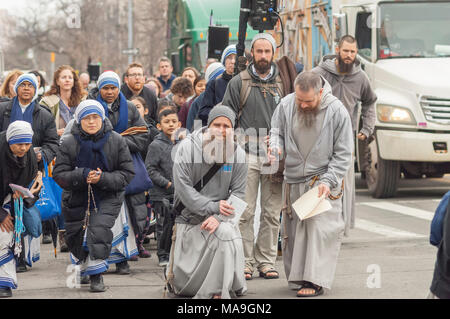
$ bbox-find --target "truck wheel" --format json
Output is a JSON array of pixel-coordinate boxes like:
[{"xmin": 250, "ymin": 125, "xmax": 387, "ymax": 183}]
[
  {"xmin": 427, "ymin": 173, "xmax": 444, "ymax": 178},
  {"xmin": 403, "ymin": 172, "xmax": 423, "ymax": 179},
  {"xmin": 366, "ymin": 138, "xmax": 400, "ymax": 198}
]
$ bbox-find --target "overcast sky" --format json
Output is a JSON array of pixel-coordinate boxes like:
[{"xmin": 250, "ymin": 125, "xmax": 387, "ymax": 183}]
[{"xmin": 0, "ymin": 0, "xmax": 27, "ymax": 13}]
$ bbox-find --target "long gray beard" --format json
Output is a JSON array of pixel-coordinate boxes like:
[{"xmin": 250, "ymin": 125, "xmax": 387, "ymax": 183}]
[
  {"xmin": 202, "ymin": 135, "xmax": 234, "ymax": 164},
  {"xmin": 297, "ymin": 104, "xmax": 320, "ymax": 128}
]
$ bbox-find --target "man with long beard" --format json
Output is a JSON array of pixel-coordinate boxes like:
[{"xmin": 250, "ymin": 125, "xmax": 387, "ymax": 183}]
[
  {"xmin": 312, "ymin": 35, "xmax": 377, "ymax": 236},
  {"xmin": 269, "ymin": 71, "xmax": 353, "ymax": 297},
  {"xmin": 222, "ymin": 33, "xmax": 285, "ymax": 281},
  {"xmin": 167, "ymin": 105, "xmax": 248, "ymax": 299}
]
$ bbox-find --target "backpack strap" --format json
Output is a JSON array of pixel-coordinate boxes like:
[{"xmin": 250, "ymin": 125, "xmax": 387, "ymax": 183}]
[
  {"xmin": 238, "ymin": 69, "xmax": 252, "ymax": 124},
  {"xmin": 237, "ymin": 70, "xmax": 285, "ymax": 125},
  {"xmin": 174, "ymin": 162, "xmax": 225, "ymax": 215}
]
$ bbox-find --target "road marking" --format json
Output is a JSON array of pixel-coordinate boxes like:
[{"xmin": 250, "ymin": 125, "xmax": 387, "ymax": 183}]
[
  {"xmin": 358, "ymin": 201, "xmax": 434, "ymax": 221},
  {"xmin": 355, "ymin": 218, "xmax": 426, "ymax": 239},
  {"xmin": 356, "ymin": 186, "xmax": 450, "ymax": 193},
  {"xmin": 397, "ymin": 199, "xmax": 441, "ymax": 204}
]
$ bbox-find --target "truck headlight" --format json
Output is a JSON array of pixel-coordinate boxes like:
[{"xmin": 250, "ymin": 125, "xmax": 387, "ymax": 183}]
[{"xmin": 377, "ymin": 105, "xmax": 416, "ymax": 125}]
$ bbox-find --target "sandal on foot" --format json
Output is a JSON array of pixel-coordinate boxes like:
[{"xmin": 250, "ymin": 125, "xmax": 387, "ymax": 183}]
[
  {"xmin": 259, "ymin": 268, "xmax": 279, "ymax": 279},
  {"xmin": 244, "ymin": 268, "xmax": 253, "ymax": 280},
  {"xmin": 296, "ymin": 282, "xmax": 323, "ymax": 297}
]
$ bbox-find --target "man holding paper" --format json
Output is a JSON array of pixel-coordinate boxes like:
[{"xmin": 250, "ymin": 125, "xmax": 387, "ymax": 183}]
[
  {"xmin": 167, "ymin": 105, "xmax": 248, "ymax": 299},
  {"xmin": 269, "ymin": 71, "xmax": 353, "ymax": 297}
]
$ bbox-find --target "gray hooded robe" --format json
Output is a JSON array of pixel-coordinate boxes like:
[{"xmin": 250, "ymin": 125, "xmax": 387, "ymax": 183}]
[
  {"xmin": 168, "ymin": 127, "xmax": 248, "ymax": 299},
  {"xmin": 312, "ymin": 56, "xmax": 377, "ymax": 234},
  {"xmin": 270, "ymin": 78, "xmax": 353, "ymax": 290}
]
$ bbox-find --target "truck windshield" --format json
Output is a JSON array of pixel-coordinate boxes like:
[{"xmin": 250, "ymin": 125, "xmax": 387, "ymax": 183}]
[{"xmin": 378, "ymin": 1, "xmax": 450, "ymax": 59}]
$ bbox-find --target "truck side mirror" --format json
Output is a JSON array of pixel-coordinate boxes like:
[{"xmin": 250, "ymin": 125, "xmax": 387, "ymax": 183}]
[{"xmin": 333, "ymin": 13, "xmax": 348, "ymax": 43}]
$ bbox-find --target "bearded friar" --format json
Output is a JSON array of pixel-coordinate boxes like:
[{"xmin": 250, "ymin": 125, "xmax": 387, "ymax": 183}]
[
  {"xmin": 167, "ymin": 105, "xmax": 248, "ymax": 299},
  {"xmin": 269, "ymin": 71, "xmax": 353, "ymax": 298},
  {"xmin": 312, "ymin": 35, "xmax": 377, "ymax": 237}
]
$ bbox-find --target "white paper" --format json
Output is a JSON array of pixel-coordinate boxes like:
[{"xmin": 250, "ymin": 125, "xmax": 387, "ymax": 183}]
[
  {"xmin": 9, "ymin": 183, "xmax": 34, "ymax": 199},
  {"xmin": 292, "ymin": 186, "xmax": 332, "ymax": 220},
  {"xmin": 225, "ymin": 194, "xmax": 248, "ymax": 225}
]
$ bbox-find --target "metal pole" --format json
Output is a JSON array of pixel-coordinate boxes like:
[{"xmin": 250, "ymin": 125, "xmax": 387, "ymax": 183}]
[{"xmin": 128, "ymin": 0, "xmax": 133, "ymax": 64}]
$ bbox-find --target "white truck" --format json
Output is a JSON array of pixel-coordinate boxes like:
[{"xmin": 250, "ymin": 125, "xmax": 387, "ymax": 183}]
[{"xmin": 335, "ymin": 0, "xmax": 450, "ymax": 198}]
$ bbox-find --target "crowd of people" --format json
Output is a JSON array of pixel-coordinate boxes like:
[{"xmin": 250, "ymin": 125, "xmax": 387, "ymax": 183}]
[{"xmin": 0, "ymin": 32, "xmax": 396, "ymax": 300}]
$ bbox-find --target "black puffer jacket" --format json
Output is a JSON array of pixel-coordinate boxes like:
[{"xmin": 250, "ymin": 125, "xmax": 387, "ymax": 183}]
[
  {"xmin": 0, "ymin": 100, "xmax": 59, "ymax": 164},
  {"xmin": 145, "ymin": 132, "xmax": 175, "ymax": 202},
  {"xmin": 88, "ymin": 88, "xmax": 150, "ymax": 236},
  {"xmin": 53, "ymin": 119, "xmax": 134, "ymax": 261}
]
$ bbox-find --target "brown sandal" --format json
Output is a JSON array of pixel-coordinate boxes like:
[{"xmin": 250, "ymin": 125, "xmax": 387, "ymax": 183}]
[
  {"xmin": 244, "ymin": 267, "xmax": 253, "ymax": 280},
  {"xmin": 259, "ymin": 268, "xmax": 279, "ymax": 279},
  {"xmin": 296, "ymin": 282, "xmax": 323, "ymax": 297}
]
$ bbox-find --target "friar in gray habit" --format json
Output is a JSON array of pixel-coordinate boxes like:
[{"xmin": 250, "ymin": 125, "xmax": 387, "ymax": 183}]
[
  {"xmin": 269, "ymin": 71, "xmax": 353, "ymax": 297},
  {"xmin": 166, "ymin": 105, "xmax": 248, "ymax": 299}
]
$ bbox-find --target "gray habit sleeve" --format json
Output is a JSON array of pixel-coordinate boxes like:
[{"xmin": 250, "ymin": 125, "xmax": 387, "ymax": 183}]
[{"xmin": 320, "ymin": 107, "xmax": 354, "ymax": 189}]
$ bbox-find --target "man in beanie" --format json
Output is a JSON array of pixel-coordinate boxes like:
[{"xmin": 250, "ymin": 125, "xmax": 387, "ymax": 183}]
[
  {"xmin": 222, "ymin": 32, "xmax": 285, "ymax": 280},
  {"xmin": 88, "ymin": 71, "xmax": 150, "ymax": 271},
  {"xmin": 197, "ymin": 45, "xmax": 237, "ymax": 126},
  {"xmin": 166, "ymin": 104, "xmax": 248, "ymax": 299}
]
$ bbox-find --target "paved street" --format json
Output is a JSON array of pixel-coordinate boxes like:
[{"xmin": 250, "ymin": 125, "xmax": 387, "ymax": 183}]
[{"xmin": 10, "ymin": 174, "xmax": 450, "ymax": 299}]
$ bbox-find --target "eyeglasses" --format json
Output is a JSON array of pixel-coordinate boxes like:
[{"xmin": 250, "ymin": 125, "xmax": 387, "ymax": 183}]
[
  {"xmin": 128, "ymin": 73, "xmax": 144, "ymax": 78},
  {"xmin": 19, "ymin": 83, "xmax": 35, "ymax": 89}
]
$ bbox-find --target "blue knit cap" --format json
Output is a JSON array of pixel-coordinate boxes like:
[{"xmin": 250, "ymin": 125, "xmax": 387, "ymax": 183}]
[
  {"xmin": 6, "ymin": 120, "xmax": 34, "ymax": 145},
  {"xmin": 14, "ymin": 73, "xmax": 39, "ymax": 102},
  {"xmin": 205, "ymin": 62, "xmax": 225, "ymax": 83},
  {"xmin": 97, "ymin": 71, "xmax": 121, "ymax": 90},
  {"xmin": 75, "ymin": 99, "xmax": 106, "ymax": 123},
  {"xmin": 221, "ymin": 45, "xmax": 237, "ymax": 65}
]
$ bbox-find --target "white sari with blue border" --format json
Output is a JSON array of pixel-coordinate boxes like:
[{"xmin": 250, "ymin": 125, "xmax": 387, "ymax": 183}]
[{"xmin": 69, "ymin": 202, "xmax": 138, "ymax": 276}]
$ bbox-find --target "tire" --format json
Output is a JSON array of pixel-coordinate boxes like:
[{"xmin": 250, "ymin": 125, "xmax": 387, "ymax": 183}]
[
  {"xmin": 427, "ymin": 173, "xmax": 444, "ymax": 178},
  {"xmin": 403, "ymin": 171, "xmax": 423, "ymax": 179},
  {"xmin": 366, "ymin": 137, "xmax": 400, "ymax": 198}
]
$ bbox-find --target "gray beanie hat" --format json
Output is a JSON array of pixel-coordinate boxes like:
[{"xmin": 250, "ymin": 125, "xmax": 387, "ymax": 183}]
[
  {"xmin": 207, "ymin": 104, "xmax": 236, "ymax": 128},
  {"xmin": 250, "ymin": 33, "xmax": 276, "ymax": 53}
]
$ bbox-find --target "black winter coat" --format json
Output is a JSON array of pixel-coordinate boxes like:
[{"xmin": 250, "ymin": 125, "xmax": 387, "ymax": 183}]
[
  {"xmin": 88, "ymin": 88, "xmax": 150, "ymax": 236},
  {"xmin": 197, "ymin": 72, "xmax": 232, "ymax": 125},
  {"xmin": 0, "ymin": 132, "xmax": 39, "ymax": 223},
  {"xmin": 53, "ymin": 120, "xmax": 134, "ymax": 261},
  {"xmin": 0, "ymin": 100, "xmax": 59, "ymax": 164}
]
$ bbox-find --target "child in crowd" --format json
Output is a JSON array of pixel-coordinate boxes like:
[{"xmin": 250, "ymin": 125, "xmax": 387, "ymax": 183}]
[
  {"xmin": 178, "ymin": 76, "xmax": 206, "ymax": 128},
  {"xmin": 145, "ymin": 103, "xmax": 181, "ymax": 267}
]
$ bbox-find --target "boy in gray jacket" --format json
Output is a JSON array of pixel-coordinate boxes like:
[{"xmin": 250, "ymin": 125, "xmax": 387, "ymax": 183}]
[{"xmin": 145, "ymin": 106, "xmax": 180, "ymax": 267}]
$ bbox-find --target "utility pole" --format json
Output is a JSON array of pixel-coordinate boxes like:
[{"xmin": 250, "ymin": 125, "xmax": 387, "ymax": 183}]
[
  {"xmin": 128, "ymin": 0, "xmax": 133, "ymax": 65},
  {"xmin": 50, "ymin": 52, "xmax": 55, "ymax": 82}
]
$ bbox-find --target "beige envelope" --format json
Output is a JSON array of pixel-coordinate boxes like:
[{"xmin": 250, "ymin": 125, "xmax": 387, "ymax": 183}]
[{"xmin": 292, "ymin": 186, "xmax": 332, "ymax": 220}]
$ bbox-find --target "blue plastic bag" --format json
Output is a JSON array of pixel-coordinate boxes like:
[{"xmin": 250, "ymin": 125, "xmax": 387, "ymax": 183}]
[
  {"xmin": 125, "ymin": 152, "xmax": 153, "ymax": 195},
  {"xmin": 34, "ymin": 158, "xmax": 63, "ymax": 221},
  {"xmin": 430, "ymin": 191, "xmax": 450, "ymax": 246},
  {"xmin": 23, "ymin": 205, "xmax": 42, "ymax": 238}
]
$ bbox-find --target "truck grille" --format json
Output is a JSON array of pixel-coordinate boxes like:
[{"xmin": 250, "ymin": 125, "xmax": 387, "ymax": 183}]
[{"xmin": 420, "ymin": 96, "xmax": 450, "ymax": 125}]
